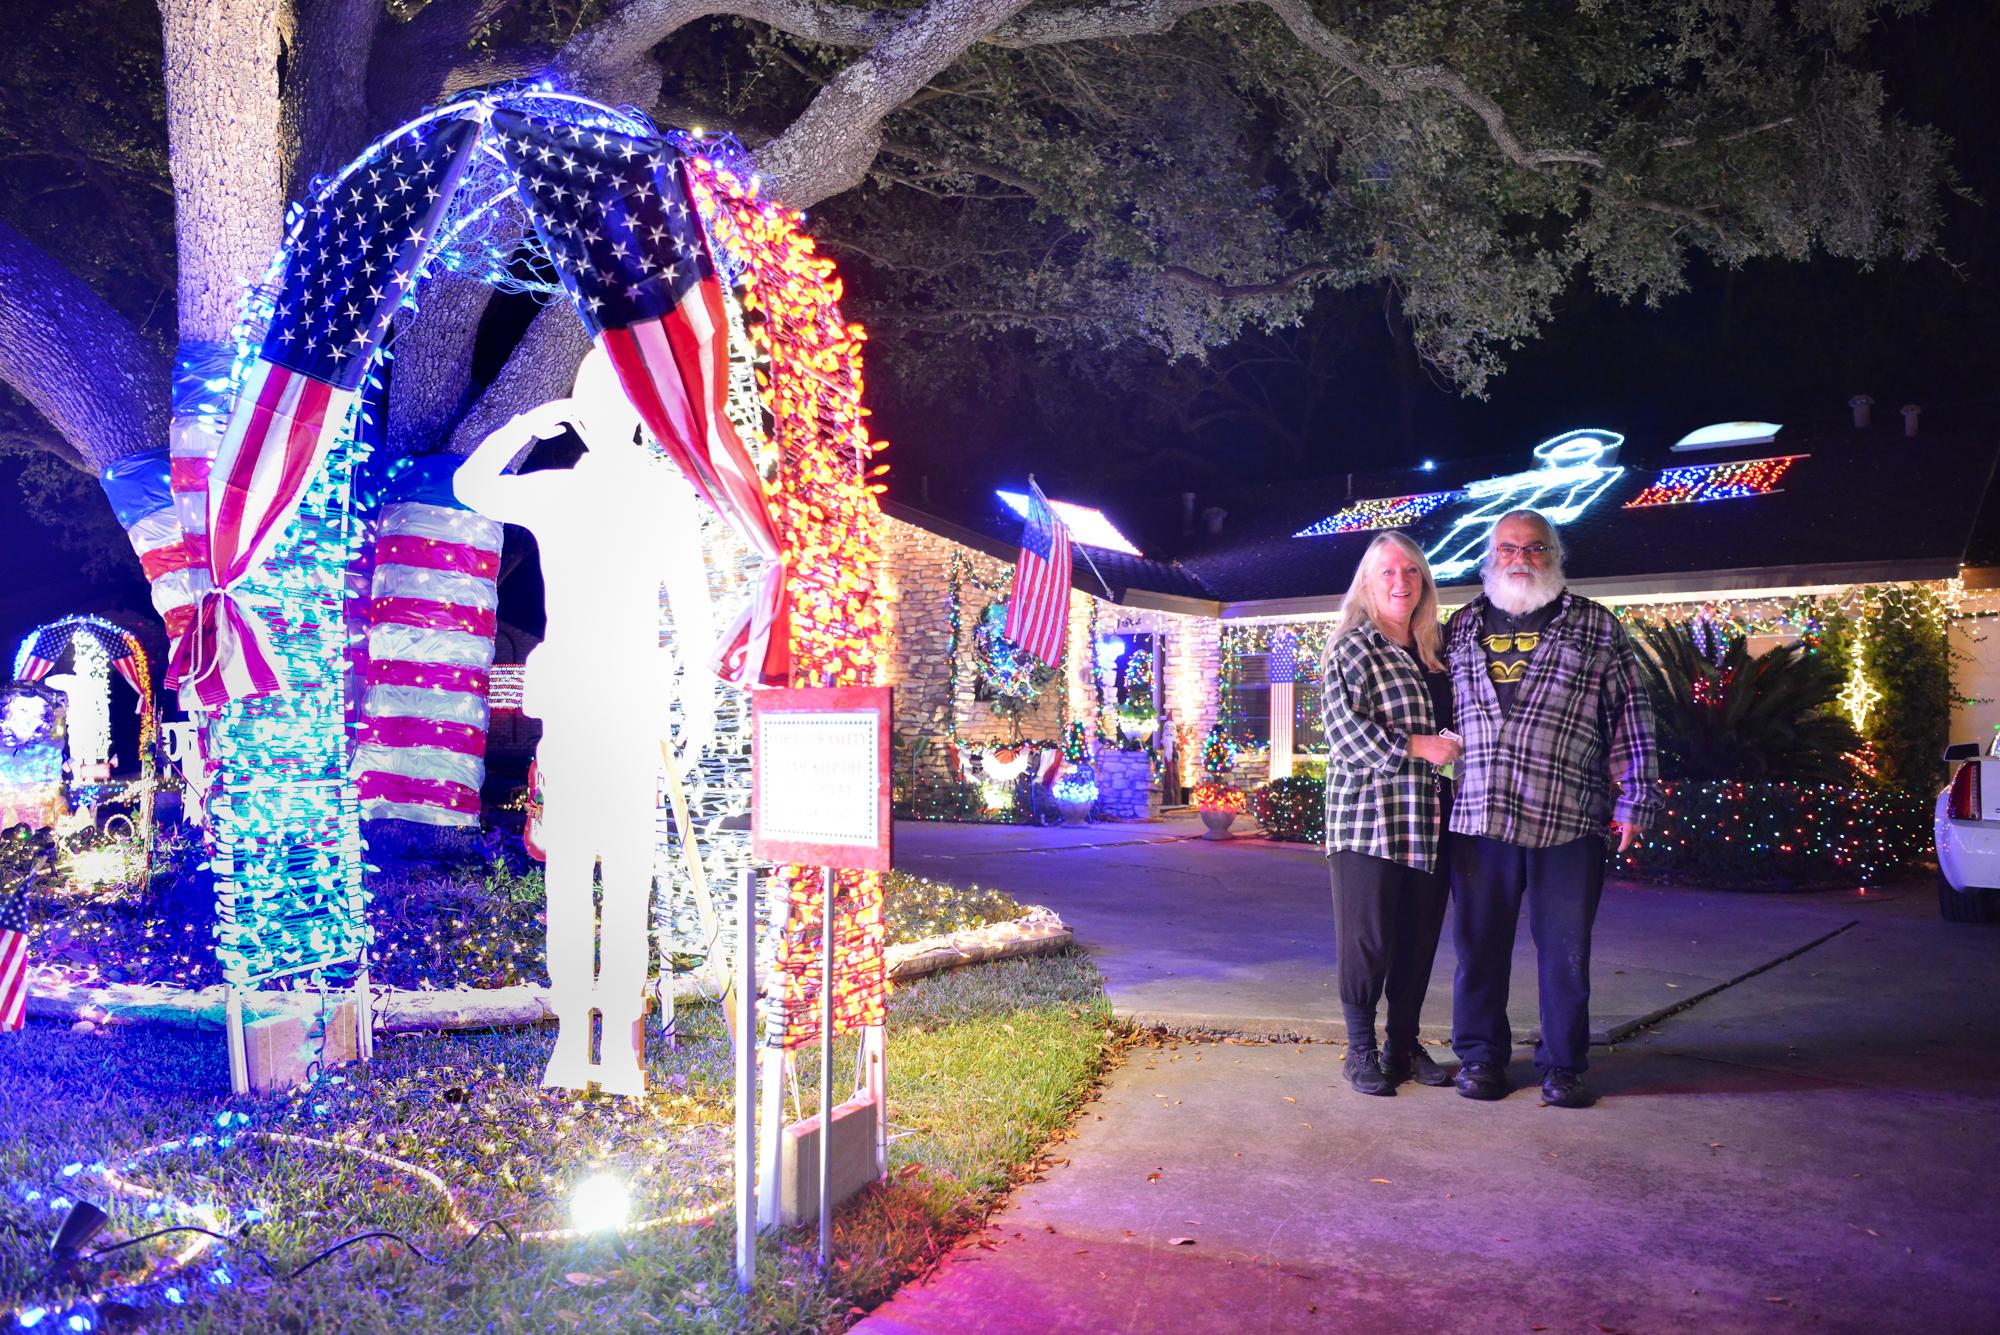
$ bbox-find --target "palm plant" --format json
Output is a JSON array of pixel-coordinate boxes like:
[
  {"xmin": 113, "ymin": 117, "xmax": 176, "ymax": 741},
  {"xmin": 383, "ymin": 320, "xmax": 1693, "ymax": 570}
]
[{"xmin": 1631, "ymin": 622, "xmax": 1862, "ymax": 784}]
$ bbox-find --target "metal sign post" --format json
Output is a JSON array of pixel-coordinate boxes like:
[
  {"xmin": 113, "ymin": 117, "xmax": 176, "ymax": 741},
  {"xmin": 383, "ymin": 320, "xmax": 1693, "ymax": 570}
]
[
  {"xmin": 745, "ymin": 686, "xmax": 894, "ymax": 1278},
  {"xmin": 734, "ymin": 868, "xmax": 758, "ymax": 1293},
  {"xmin": 818, "ymin": 862, "xmax": 836, "ymax": 1275}
]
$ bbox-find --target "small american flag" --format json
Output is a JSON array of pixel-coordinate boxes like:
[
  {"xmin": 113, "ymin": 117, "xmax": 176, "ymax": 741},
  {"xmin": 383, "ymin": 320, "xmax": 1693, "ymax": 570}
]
[
  {"xmin": 491, "ymin": 112, "xmax": 789, "ymax": 687},
  {"xmin": 1005, "ymin": 480, "xmax": 1072, "ymax": 665},
  {"xmin": 0, "ymin": 877, "xmax": 29, "ymax": 1034},
  {"xmin": 179, "ymin": 115, "xmax": 480, "ymax": 706}
]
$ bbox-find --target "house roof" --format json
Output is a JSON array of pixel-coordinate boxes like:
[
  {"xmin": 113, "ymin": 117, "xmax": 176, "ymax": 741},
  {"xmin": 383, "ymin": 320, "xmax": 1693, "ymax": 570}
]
[{"xmin": 881, "ymin": 415, "xmax": 2000, "ymax": 615}]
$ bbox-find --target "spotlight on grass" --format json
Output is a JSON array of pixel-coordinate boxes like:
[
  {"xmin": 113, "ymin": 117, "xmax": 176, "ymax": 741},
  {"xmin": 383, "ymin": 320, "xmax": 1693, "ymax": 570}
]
[
  {"xmin": 569, "ymin": 1174, "xmax": 630, "ymax": 1234},
  {"xmin": 49, "ymin": 1200, "xmax": 110, "ymax": 1280}
]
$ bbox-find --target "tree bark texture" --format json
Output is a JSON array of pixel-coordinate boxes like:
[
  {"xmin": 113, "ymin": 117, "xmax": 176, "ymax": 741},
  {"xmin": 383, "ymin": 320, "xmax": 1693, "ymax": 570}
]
[
  {"xmin": 159, "ymin": 0, "xmax": 286, "ymax": 344},
  {"xmin": 0, "ymin": 218, "xmax": 171, "ymax": 472},
  {"xmin": 280, "ymin": 0, "xmax": 384, "ymax": 196}
]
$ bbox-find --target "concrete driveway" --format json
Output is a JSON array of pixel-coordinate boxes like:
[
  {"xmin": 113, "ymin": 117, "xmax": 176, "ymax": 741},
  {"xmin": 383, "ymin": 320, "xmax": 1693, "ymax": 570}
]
[{"xmin": 864, "ymin": 818, "xmax": 2000, "ymax": 1334}]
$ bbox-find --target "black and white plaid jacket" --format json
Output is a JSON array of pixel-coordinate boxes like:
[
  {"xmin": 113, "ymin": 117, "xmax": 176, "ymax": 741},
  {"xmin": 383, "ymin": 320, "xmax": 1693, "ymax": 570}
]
[
  {"xmin": 1321, "ymin": 624, "xmax": 1443, "ymax": 872},
  {"xmin": 1445, "ymin": 590, "xmax": 1661, "ymax": 848}
]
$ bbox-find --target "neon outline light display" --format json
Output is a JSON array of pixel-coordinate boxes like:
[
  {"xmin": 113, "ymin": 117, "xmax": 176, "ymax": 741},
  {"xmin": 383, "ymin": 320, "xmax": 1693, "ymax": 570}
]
[
  {"xmin": 1624, "ymin": 454, "xmax": 1807, "ymax": 509},
  {"xmin": 1425, "ymin": 428, "xmax": 1626, "ymax": 580},
  {"xmin": 1294, "ymin": 491, "xmax": 1460, "ymax": 537}
]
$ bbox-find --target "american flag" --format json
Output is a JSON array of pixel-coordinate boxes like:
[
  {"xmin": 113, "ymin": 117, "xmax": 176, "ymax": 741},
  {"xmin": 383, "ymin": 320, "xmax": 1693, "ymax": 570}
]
[
  {"xmin": 0, "ymin": 877, "xmax": 29, "ymax": 1034},
  {"xmin": 490, "ymin": 112, "xmax": 789, "ymax": 688},
  {"xmin": 15, "ymin": 624, "xmax": 60, "ymax": 684},
  {"xmin": 1005, "ymin": 479, "xmax": 1072, "ymax": 665},
  {"xmin": 177, "ymin": 115, "xmax": 480, "ymax": 706}
]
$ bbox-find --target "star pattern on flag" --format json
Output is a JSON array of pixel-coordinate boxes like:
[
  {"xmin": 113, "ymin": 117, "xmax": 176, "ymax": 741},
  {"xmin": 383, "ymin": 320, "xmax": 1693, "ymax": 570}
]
[
  {"xmin": 490, "ymin": 113, "xmax": 714, "ymax": 335},
  {"xmin": 265, "ymin": 120, "xmax": 478, "ymax": 389}
]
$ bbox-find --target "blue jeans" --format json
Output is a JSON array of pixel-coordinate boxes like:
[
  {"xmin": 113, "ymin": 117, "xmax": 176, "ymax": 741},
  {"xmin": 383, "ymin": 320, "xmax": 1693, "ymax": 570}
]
[{"xmin": 1449, "ymin": 833, "xmax": 1605, "ymax": 1073}]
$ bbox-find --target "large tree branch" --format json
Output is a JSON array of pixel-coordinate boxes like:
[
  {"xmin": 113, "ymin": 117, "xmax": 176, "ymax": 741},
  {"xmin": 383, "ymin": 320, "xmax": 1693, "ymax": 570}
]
[
  {"xmin": 443, "ymin": 301, "xmax": 594, "ymax": 457},
  {"xmin": 0, "ymin": 218, "xmax": 171, "ymax": 473},
  {"xmin": 756, "ymin": 0, "xmax": 1042, "ymax": 205},
  {"xmin": 386, "ymin": 273, "xmax": 498, "ymax": 456},
  {"xmin": 370, "ymin": 0, "xmax": 526, "ymax": 125},
  {"xmin": 282, "ymin": 0, "xmax": 384, "ymax": 195},
  {"xmin": 160, "ymin": 0, "xmax": 287, "ymax": 344}
]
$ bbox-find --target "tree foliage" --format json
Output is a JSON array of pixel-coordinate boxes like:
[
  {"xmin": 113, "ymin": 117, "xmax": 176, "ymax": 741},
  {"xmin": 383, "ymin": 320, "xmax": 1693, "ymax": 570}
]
[{"xmin": 0, "ymin": 0, "xmax": 1964, "ymax": 509}]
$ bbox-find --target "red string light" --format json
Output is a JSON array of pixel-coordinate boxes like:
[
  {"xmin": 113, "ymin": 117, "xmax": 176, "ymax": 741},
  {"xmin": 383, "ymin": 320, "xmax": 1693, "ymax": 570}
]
[{"xmin": 688, "ymin": 161, "xmax": 891, "ymax": 1049}]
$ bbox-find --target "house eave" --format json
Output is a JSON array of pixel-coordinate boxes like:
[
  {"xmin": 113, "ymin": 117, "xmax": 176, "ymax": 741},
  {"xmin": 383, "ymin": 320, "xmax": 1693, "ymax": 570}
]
[{"xmin": 1215, "ymin": 558, "xmax": 1966, "ymax": 622}]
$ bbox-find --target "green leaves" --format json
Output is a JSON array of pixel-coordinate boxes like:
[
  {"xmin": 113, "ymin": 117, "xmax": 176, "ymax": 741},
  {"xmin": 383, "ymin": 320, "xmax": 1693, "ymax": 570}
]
[{"xmin": 1632, "ymin": 620, "xmax": 1861, "ymax": 784}]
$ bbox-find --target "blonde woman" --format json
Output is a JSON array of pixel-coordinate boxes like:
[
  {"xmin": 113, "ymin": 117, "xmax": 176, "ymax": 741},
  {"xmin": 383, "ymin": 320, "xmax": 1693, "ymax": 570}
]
[{"xmin": 1321, "ymin": 531, "xmax": 1462, "ymax": 1096}]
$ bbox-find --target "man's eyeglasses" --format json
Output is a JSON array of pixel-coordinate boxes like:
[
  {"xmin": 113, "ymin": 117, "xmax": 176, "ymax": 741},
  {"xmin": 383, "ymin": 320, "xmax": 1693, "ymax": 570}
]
[{"xmin": 1495, "ymin": 542, "xmax": 1551, "ymax": 560}]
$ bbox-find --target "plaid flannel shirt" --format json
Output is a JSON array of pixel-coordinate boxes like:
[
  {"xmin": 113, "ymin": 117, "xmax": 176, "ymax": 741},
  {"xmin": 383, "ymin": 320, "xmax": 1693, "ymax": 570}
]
[
  {"xmin": 1321, "ymin": 625, "xmax": 1443, "ymax": 872},
  {"xmin": 1445, "ymin": 591, "xmax": 1662, "ymax": 848}
]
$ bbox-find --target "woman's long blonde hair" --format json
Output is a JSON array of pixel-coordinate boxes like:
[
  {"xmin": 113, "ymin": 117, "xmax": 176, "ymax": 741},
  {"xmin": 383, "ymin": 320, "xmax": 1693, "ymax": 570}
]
[{"xmin": 1327, "ymin": 531, "xmax": 1445, "ymax": 672}]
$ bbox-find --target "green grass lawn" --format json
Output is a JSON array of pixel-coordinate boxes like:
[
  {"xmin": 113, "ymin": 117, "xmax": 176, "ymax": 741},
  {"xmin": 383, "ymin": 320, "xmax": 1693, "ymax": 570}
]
[{"xmin": 0, "ymin": 950, "xmax": 1112, "ymax": 1333}]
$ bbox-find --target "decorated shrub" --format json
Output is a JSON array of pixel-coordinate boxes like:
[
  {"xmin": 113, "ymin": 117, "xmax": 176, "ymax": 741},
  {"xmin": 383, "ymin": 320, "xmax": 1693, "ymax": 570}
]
[
  {"xmin": 1253, "ymin": 774, "xmax": 1325, "ymax": 844},
  {"xmin": 1614, "ymin": 780, "xmax": 1931, "ymax": 886}
]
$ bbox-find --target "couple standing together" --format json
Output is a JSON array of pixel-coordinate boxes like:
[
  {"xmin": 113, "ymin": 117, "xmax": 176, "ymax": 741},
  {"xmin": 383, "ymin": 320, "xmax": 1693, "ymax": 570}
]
[{"xmin": 1321, "ymin": 509, "xmax": 1659, "ymax": 1109}]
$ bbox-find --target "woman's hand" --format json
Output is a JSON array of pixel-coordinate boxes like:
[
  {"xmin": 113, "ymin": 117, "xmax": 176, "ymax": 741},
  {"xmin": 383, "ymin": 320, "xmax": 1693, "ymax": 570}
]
[{"xmin": 1407, "ymin": 733, "xmax": 1464, "ymax": 767}]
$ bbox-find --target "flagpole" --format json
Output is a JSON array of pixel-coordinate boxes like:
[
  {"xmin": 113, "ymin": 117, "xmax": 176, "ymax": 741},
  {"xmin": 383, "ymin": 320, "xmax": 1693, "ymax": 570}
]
[{"xmin": 1028, "ymin": 474, "xmax": 1117, "ymax": 603}]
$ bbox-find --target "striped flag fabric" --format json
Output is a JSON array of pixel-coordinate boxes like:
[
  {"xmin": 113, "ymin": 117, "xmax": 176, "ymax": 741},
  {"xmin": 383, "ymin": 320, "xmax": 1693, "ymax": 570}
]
[
  {"xmin": 489, "ymin": 111, "xmax": 789, "ymax": 688},
  {"xmin": 1005, "ymin": 479, "xmax": 1073, "ymax": 665},
  {"xmin": 355, "ymin": 457, "xmax": 503, "ymax": 825},
  {"xmin": 174, "ymin": 115, "xmax": 481, "ymax": 708},
  {"xmin": 0, "ymin": 879, "xmax": 27, "ymax": 1034}
]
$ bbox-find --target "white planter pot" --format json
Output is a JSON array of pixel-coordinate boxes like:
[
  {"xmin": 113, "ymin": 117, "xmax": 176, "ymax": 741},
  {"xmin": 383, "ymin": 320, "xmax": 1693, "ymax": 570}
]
[{"xmin": 1199, "ymin": 809, "xmax": 1237, "ymax": 840}]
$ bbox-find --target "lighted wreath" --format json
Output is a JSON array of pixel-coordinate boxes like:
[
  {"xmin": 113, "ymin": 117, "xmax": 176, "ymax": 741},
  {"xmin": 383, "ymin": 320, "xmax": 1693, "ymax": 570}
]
[{"xmin": 974, "ymin": 602, "xmax": 1056, "ymax": 713}]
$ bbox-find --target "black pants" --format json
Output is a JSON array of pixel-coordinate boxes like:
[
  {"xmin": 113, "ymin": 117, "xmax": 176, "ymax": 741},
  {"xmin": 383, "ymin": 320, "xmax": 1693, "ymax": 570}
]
[
  {"xmin": 1329, "ymin": 849, "xmax": 1451, "ymax": 1050},
  {"xmin": 1450, "ymin": 833, "xmax": 1605, "ymax": 1074}
]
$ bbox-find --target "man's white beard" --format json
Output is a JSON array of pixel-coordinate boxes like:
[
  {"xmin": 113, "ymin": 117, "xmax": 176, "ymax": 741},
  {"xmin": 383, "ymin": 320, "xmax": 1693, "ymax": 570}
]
[{"xmin": 1483, "ymin": 559, "xmax": 1565, "ymax": 616}]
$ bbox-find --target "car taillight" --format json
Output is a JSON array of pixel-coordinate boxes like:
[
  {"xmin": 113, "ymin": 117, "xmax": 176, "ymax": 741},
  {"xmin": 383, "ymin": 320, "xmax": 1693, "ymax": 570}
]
[{"xmin": 1949, "ymin": 761, "xmax": 1981, "ymax": 820}]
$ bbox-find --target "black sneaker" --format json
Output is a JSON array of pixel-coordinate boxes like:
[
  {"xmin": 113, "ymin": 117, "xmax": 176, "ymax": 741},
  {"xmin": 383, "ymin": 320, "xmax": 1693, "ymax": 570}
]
[
  {"xmin": 1453, "ymin": 1061, "xmax": 1509, "ymax": 1101},
  {"xmin": 1540, "ymin": 1068, "xmax": 1596, "ymax": 1108},
  {"xmin": 1343, "ymin": 1048, "xmax": 1395, "ymax": 1097},
  {"xmin": 1382, "ymin": 1043, "xmax": 1453, "ymax": 1087}
]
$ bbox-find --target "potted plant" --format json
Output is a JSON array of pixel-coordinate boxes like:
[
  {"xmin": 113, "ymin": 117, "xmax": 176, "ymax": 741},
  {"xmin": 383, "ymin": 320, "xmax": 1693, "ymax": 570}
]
[
  {"xmin": 1193, "ymin": 723, "xmax": 1243, "ymax": 837},
  {"xmin": 1052, "ymin": 722, "xmax": 1097, "ymax": 824},
  {"xmin": 1117, "ymin": 696, "xmax": 1158, "ymax": 744}
]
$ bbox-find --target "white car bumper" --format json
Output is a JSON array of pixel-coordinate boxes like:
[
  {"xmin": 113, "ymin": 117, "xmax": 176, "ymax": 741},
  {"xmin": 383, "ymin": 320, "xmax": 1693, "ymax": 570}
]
[{"xmin": 1935, "ymin": 790, "xmax": 2000, "ymax": 892}]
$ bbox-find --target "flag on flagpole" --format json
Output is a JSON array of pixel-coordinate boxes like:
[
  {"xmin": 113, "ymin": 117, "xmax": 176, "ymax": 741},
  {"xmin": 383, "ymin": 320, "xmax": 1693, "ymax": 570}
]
[
  {"xmin": 174, "ymin": 114, "xmax": 482, "ymax": 708},
  {"xmin": 0, "ymin": 878, "xmax": 29, "ymax": 1033},
  {"xmin": 490, "ymin": 111, "xmax": 790, "ymax": 688},
  {"xmin": 1005, "ymin": 479, "xmax": 1072, "ymax": 665}
]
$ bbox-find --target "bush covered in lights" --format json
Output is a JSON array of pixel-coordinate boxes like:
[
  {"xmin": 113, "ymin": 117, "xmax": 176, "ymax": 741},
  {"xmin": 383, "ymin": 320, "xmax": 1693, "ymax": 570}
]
[
  {"xmin": 1253, "ymin": 775, "xmax": 1325, "ymax": 844},
  {"xmin": 1613, "ymin": 780, "xmax": 1931, "ymax": 886}
]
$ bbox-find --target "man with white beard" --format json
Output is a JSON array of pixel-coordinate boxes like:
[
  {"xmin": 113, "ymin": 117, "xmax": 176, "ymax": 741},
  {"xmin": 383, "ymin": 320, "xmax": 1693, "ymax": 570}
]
[{"xmin": 1443, "ymin": 509, "xmax": 1660, "ymax": 1108}]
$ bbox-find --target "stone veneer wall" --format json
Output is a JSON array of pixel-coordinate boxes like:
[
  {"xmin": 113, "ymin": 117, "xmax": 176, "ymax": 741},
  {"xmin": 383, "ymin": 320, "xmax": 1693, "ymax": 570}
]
[{"xmin": 878, "ymin": 514, "xmax": 1223, "ymax": 809}]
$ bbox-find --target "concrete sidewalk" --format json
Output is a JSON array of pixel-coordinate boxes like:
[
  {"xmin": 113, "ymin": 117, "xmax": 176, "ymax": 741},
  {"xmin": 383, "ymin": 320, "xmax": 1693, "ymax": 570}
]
[
  {"xmin": 894, "ymin": 818, "xmax": 1866, "ymax": 1044},
  {"xmin": 864, "ymin": 833, "xmax": 2000, "ymax": 1333}
]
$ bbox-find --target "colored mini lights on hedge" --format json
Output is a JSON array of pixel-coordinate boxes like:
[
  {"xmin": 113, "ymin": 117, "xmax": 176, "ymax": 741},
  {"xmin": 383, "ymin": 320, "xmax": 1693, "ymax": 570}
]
[
  {"xmin": 1624, "ymin": 454, "xmax": 1807, "ymax": 508},
  {"xmin": 1294, "ymin": 491, "xmax": 1459, "ymax": 537}
]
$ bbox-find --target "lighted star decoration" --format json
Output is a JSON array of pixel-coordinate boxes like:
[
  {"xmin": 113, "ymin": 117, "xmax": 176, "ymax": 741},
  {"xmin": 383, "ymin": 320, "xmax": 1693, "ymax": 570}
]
[{"xmin": 1839, "ymin": 645, "xmax": 1884, "ymax": 732}]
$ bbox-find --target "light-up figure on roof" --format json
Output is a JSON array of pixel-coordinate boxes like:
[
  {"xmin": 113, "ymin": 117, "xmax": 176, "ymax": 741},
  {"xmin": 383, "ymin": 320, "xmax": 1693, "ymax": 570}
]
[
  {"xmin": 455, "ymin": 345, "xmax": 715, "ymax": 1097},
  {"xmin": 1426, "ymin": 429, "xmax": 1625, "ymax": 580}
]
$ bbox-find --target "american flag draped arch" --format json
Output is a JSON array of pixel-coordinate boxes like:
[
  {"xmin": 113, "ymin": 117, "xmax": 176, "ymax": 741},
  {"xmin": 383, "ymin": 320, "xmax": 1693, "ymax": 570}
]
[
  {"xmin": 149, "ymin": 97, "xmax": 792, "ymax": 716},
  {"xmin": 94, "ymin": 88, "xmax": 890, "ymax": 1098}
]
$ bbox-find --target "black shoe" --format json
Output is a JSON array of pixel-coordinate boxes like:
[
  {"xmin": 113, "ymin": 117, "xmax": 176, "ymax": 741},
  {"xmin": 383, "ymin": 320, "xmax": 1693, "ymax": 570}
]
[
  {"xmin": 1381, "ymin": 1042, "xmax": 1453, "ymax": 1087},
  {"xmin": 1540, "ymin": 1068, "xmax": 1596, "ymax": 1108},
  {"xmin": 1453, "ymin": 1061, "xmax": 1508, "ymax": 1101},
  {"xmin": 1343, "ymin": 1048, "xmax": 1395, "ymax": 1097}
]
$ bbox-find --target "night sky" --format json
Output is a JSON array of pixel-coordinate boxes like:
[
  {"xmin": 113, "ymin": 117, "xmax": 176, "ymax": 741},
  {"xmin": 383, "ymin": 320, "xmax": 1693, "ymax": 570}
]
[{"xmin": 2, "ymin": 0, "xmax": 1996, "ymax": 655}]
